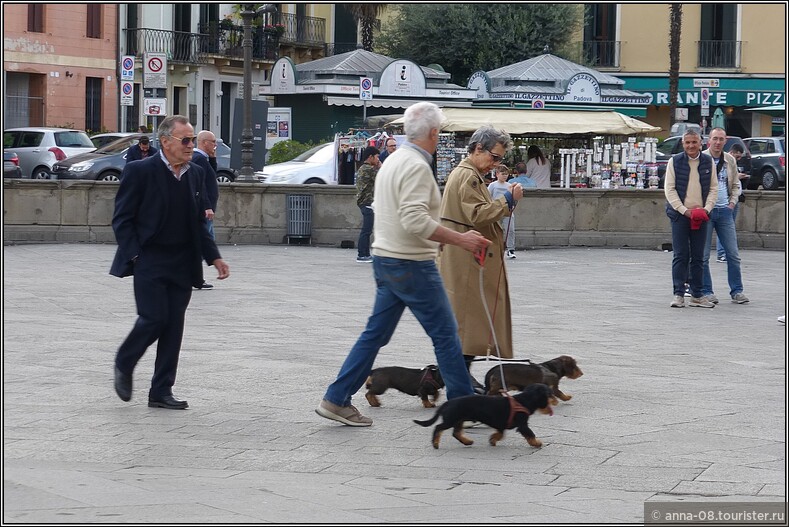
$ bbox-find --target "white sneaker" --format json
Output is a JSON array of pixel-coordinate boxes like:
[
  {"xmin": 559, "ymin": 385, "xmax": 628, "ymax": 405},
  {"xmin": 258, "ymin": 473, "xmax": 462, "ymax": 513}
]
[
  {"xmin": 505, "ymin": 250, "xmax": 516, "ymax": 259},
  {"xmin": 731, "ymin": 293, "xmax": 749, "ymax": 304},
  {"xmin": 670, "ymin": 295, "xmax": 685, "ymax": 308},
  {"xmin": 778, "ymin": 315, "xmax": 785, "ymax": 324}
]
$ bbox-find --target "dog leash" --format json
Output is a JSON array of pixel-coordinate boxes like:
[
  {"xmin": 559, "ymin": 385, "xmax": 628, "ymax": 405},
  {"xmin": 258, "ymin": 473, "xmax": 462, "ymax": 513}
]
[{"xmin": 475, "ymin": 200, "xmax": 518, "ymax": 393}]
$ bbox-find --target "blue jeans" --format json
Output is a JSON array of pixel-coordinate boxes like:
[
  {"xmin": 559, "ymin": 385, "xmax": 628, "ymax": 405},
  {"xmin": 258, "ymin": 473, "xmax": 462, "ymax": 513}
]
[
  {"xmin": 323, "ymin": 256, "xmax": 475, "ymax": 406},
  {"xmin": 205, "ymin": 219, "xmax": 215, "ymax": 240},
  {"xmin": 703, "ymin": 206, "xmax": 744, "ymax": 297},
  {"xmin": 667, "ymin": 208, "xmax": 709, "ymax": 298},
  {"xmin": 357, "ymin": 205, "xmax": 374, "ymax": 258},
  {"xmin": 716, "ymin": 203, "xmax": 738, "ymax": 258}
]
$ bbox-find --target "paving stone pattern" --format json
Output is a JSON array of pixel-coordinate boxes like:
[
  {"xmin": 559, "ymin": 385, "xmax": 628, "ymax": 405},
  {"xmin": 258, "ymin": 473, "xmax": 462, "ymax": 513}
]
[{"xmin": 3, "ymin": 244, "xmax": 785, "ymax": 523}]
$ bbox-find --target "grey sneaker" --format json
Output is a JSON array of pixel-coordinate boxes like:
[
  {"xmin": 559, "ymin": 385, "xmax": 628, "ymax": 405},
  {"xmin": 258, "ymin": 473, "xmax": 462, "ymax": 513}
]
[
  {"xmin": 731, "ymin": 293, "xmax": 750, "ymax": 304},
  {"xmin": 705, "ymin": 294, "xmax": 719, "ymax": 304},
  {"xmin": 689, "ymin": 296, "xmax": 715, "ymax": 308},
  {"xmin": 670, "ymin": 295, "xmax": 685, "ymax": 308},
  {"xmin": 316, "ymin": 399, "xmax": 372, "ymax": 426}
]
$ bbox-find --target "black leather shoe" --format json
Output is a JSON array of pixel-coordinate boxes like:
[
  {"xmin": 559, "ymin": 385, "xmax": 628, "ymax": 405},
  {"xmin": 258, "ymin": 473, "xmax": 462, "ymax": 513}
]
[
  {"xmin": 114, "ymin": 366, "xmax": 132, "ymax": 402},
  {"xmin": 148, "ymin": 394, "xmax": 189, "ymax": 409},
  {"xmin": 195, "ymin": 281, "xmax": 213, "ymax": 290}
]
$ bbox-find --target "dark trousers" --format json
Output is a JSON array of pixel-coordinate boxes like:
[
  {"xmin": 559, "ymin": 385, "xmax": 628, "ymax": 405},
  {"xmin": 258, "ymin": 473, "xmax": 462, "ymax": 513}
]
[
  {"xmin": 668, "ymin": 210, "xmax": 710, "ymax": 298},
  {"xmin": 357, "ymin": 205, "xmax": 374, "ymax": 258},
  {"xmin": 115, "ymin": 245, "xmax": 194, "ymax": 397}
]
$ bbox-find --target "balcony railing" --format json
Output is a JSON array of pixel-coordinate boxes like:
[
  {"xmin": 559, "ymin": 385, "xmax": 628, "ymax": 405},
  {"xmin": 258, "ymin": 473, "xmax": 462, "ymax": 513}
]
[
  {"xmin": 582, "ymin": 40, "xmax": 620, "ymax": 68},
  {"xmin": 125, "ymin": 26, "xmax": 278, "ymax": 64},
  {"xmin": 698, "ymin": 40, "xmax": 741, "ymax": 69},
  {"xmin": 276, "ymin": 12, "xmax": 325, "ymax": 47},
  {"xmin": 197, "ymin": 22, "xmax": 278, "ymax": 61}
]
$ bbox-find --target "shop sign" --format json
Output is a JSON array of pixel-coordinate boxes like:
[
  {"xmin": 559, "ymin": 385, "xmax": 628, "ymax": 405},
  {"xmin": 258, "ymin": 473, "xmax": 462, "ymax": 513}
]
[
  {"xmin": 467, "ymin": 71, "xmax": 491, "ymax": 99},
  {"xmin": 565, "ymin": 73, "xmax": 601, "ymax": 103},
  {"xmin": 642, "ymin": 90, "xmax": 783, "ymax": 107}
]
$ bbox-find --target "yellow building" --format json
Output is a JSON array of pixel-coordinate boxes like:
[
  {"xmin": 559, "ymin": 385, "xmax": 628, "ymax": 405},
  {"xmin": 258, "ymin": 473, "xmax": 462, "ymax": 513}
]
[{"xmin": 582, "ymin": 3, "xmax": 785, "ymax": 137}]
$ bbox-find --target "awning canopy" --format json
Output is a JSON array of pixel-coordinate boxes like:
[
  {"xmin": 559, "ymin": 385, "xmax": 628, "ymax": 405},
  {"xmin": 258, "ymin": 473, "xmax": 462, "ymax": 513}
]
[{"xmin": 387, "ymin": 107, "xmax": 661, "ymax": 135}]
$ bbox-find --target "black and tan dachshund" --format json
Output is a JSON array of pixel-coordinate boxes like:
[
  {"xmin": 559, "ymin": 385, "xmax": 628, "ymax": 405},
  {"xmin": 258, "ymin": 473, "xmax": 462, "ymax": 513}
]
[
  {"xmin": 413, "ymin": 383, "xmax": 554, "ymax": 449},
  {"xmin": 484, "ymin": 355, "xmax": 583, "ymax": 401},
  {"xmin": 365, "ymin": 365, "xmax": 444, "ymax": 408}
]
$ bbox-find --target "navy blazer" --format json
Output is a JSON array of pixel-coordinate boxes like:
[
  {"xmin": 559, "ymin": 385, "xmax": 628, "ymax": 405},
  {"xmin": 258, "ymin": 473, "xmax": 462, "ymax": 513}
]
[
  {"xmin": 109, "ymin": 155, "xmax": 221, "ymax": 287},
  {"xmin": 126, "ymin": 144, "xmax": 159, "ymax": 163},
  {"xmin": 191, "ymin": 151, "xmax": 219, "ymax": 210}
]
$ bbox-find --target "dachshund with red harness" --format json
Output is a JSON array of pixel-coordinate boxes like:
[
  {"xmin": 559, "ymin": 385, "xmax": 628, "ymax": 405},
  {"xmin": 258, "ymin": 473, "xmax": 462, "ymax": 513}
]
[{"xmin": 413, "ymin": 383, "xmax": 554, "ymax": 449}]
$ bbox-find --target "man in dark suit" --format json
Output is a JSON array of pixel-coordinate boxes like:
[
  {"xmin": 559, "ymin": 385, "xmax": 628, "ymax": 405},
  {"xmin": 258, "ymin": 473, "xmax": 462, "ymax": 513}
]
[
  {"xmin": 110, "ymin": 115, "xmax": 230, "ymax": 410},
  {"xmin": 125, "ymin": 135, "xmax": 158, "ymax": 163},
  {"xmin": 191, "ymin": 130, "xmax": 219, "ymax": 290}
]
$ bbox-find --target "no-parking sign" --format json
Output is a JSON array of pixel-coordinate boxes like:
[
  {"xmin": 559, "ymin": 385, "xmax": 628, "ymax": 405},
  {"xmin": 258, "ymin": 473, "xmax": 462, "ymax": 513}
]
[
  {"xmin": 120, "ymin": 81, "xmax": 134, "ymax": 106},
  {"xmin": 120, "ymin": 55, "xmax": 135, "ymax": 81},
  {"xmin": 359, "ymin": 77, "xmax": 373, "ymax": 100}
]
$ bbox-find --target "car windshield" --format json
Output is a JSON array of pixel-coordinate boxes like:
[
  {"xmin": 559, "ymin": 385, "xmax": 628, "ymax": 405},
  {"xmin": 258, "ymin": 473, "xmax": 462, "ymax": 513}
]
[
  {"xmin": 54, "ymin": 131, "xmax": 94, "ymax": 148},
  {"xmin": 96, "ymin": 137, "xmax": 140, "ymax": 155},
  {"xmin": 292, "ymin": 143, "xmax": 332, "ymax": 163}
]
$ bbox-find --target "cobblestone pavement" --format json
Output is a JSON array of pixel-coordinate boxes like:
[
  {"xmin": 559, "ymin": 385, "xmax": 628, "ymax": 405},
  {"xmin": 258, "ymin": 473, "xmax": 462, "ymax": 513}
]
[{"xmin": 3, "ymin": 244, "xmax": 786, "ymax": 524}]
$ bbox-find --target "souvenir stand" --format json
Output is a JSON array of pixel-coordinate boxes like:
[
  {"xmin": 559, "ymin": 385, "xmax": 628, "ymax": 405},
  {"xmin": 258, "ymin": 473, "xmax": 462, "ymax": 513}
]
[
  {"xmin": 333, "ymin": 128, "xmax": 397, "ymax": 185},
  {"xmin": 386, "ymin": 108, "xmax": 662, "ymax": 188}
]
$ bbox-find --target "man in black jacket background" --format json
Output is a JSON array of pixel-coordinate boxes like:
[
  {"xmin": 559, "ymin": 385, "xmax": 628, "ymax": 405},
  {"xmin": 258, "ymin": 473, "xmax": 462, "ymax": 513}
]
[{"xmin": 191, "ymin": 130, "xmax": 220, "ymax": 289}]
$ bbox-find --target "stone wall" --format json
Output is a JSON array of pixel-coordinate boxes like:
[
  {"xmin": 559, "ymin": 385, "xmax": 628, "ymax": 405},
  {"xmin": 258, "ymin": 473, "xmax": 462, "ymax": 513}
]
[{"xmin": 3, "ymin": 180, "xmax": 785, "ymax": 250}]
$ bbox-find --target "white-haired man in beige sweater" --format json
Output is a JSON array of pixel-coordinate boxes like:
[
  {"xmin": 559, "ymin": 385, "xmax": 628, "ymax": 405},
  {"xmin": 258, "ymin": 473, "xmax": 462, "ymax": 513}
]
[{"xmin": 317, "ymin": 102, "xmax": 491, "ymax": 427}]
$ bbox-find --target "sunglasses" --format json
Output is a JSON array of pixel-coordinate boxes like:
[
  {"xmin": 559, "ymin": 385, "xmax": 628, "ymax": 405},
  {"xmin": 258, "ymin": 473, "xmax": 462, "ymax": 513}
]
[
  {"xmin": 486, "ymin": 150, "xmax": 503, "ymax": 163},
  {"xmin": 169, "ymin": 135, "xmax": 197, "ymax": 146}
]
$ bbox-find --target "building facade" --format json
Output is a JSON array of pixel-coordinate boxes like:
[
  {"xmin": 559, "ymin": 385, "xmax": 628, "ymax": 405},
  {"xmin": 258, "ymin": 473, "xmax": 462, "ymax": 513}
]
[
  {"xmin": 3, "ymin": 3, "xmax": 348, "ymax": 145},
  {"xmin": 582, "ymin": 3, "xmax": 785, "ymax": 138},
  {"xmin": 4, "ymin": 4, "xmax": 784, "ymax": 144}
]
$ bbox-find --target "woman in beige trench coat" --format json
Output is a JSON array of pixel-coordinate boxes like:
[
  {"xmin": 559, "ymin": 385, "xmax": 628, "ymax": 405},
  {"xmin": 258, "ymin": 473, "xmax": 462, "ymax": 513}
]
[{"xmin": 437, "ymin": 126, "xmax": 524, "ymax": 387}]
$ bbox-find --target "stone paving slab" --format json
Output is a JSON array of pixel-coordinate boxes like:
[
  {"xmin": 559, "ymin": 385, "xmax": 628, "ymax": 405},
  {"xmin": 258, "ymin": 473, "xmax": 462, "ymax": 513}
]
[{"xmin": 2, "ymin": 244, "xmax": 786, "ymax": 524}]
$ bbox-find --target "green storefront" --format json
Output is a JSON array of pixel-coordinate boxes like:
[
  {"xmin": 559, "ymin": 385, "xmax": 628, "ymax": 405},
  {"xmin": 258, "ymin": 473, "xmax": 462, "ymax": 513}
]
[{"xmin": 622, "ymin": 76, "xmax": 785, "ymax": 137}]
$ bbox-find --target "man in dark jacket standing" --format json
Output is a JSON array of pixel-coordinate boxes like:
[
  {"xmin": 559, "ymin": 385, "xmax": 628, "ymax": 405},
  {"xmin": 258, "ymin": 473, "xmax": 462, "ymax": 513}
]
[
  {"xmin": 110, "ymin": 115, "xmax": 230, "ymax": 410},
  {"xmin": 191, "ymin": 130, "xmax": 219, "ymax": 289},
  {"xmin": 663, "ymin": 129, "xmax": 718, "ymax": 309},
  {"xmin": 125, "ymin": 135, "xmax": 158, "ymax": 163}
]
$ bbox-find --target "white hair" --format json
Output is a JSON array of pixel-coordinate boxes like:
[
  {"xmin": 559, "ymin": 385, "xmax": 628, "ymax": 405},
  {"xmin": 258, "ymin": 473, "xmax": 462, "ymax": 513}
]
[{"xmin": 403, "ymin": 102, "xmax": 443, "ymax": 142}]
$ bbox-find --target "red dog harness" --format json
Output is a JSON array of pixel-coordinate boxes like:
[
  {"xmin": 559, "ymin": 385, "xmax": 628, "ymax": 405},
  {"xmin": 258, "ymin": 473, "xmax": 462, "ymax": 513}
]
[
  {"xmin": 504, "ymin": 392, "xmax": 530, "ymax": 428},
  {"xmin": 420, "ymin": 369, "xmax": 442, "ymax": 390}
]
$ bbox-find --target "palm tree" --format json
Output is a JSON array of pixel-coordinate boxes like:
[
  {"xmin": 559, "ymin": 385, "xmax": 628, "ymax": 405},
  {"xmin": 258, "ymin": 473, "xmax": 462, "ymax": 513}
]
[
  {"xmin": 345, "ymin": 4, "xmax": 387, "ymax": 52},
  {"xmin": 668, "ymin": 4, "xmax": 682, "ymax": 127}
]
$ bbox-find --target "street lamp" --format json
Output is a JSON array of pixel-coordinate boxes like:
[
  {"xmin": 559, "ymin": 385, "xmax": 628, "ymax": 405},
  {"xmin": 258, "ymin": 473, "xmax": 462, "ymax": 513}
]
[{"xmin": 238, "ymin": 3, "xmax": 277, "ymax": 181}]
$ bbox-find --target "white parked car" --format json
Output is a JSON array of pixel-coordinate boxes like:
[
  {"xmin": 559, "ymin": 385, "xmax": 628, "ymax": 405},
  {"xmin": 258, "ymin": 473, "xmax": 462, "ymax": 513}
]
[
  {"xmin": 255, "ymin": 142, "xmax": 337, "ymax": 184},
  {"xmin": 3, "ymin": 127, "xmax": 96, "ymax": 179}
]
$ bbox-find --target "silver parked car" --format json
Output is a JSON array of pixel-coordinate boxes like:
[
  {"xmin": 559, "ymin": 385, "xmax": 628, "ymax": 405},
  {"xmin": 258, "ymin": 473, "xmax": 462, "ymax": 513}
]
[{"xmin": 3, "ymin": 127, "xmax": 96, "ymax": 179}]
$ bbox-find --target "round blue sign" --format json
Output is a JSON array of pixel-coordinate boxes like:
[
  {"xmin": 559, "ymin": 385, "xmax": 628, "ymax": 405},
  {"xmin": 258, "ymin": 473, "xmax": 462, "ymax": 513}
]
[
  {"xmin": 122, "ymin": 82, "xmax": 133, "ymax": 95},
  {"xmin": 361, "ymin": 78, "xmax": 372, "ymax": 90},
  {"xmin": 122, "ymin": 57, "xmax": 134, "ymax": 71}
]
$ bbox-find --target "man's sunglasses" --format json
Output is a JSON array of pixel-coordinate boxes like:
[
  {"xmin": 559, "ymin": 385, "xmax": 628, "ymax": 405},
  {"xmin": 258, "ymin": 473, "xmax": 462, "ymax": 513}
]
[{"xmin": 168, "ymin": 135, "xmax": 197, "ymax": 146}]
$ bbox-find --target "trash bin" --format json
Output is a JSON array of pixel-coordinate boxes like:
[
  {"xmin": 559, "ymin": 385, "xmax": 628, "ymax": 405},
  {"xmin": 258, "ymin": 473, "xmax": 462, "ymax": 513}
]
[{"xmin": 286, "ymin": 194, "xmax": 312, "ymax": 244}]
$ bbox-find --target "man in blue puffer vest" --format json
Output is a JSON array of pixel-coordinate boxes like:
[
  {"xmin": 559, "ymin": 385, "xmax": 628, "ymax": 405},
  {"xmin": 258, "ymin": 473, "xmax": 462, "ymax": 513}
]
[{"xmin": 663, "ymin": 129, "xmax": 718, "ymax": 309}]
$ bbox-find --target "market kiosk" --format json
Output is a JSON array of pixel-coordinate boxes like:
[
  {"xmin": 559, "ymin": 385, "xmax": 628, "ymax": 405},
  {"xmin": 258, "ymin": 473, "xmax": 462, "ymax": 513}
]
[{"xmin": 386, "ymin": 107, "xmax": 662, "ymax": 188}]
